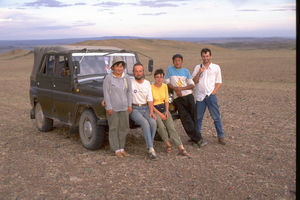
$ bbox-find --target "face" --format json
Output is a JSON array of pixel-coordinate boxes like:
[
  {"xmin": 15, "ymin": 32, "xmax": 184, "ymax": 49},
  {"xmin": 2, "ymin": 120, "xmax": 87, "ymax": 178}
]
[
  {"xmin": 133, "ymin": 65, "xmax": 144, "ymax": 80},
  {"xmin": 112, "ymin": 62, "xmax": 124, "ymax": 76},
  {"xmin": 201, "ymin": 52, "xmax": 212, "ymax": 65},
  {"xmin": 154, "ymin": 73, "xmax": 164, "ymax": 85},
  {"xmin": 173, "ymin": 57, "xmax": 183, "ymax": 69}
]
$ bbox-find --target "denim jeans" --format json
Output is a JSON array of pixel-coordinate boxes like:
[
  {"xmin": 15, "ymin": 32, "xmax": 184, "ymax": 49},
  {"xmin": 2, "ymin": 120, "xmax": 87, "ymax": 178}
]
[
  {"xmin": 130, "ymin": 106, "xmax": 157, "ymax": 148},
  {"xmin": 196, "ymin": 94, "xmax": 225, "ymax": 138}
]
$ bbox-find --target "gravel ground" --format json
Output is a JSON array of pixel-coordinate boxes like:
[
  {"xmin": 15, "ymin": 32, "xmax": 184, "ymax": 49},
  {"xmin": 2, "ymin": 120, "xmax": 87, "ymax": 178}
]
[{"xmin": 0, "ymin": 41, "xmax": 296, "ymax": 200}]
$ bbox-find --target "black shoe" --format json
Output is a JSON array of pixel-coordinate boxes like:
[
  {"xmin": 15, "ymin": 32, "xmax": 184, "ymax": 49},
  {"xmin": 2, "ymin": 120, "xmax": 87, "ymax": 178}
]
[{"xmin": 197, "ymin": 138, "xmax": 207, "ymax": 148}]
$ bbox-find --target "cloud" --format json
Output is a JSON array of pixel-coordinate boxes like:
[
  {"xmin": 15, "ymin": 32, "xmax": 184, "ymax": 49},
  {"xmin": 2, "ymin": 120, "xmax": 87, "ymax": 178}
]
[
  {"xmin": 140, "ymin": 12, "xmax": 167, "ymax": 16},
  {"xmin": 24, "ymin": 0, "xmax": 72, "ymax": 8},
  {"xmin": 270, "ymin": 4, "xmax": 296, "ymax": 11},
  {"xmin": 72, "ymin": 21, "xmax": 96, "ymax": 27},
  {"xmin": 93, "ymin": 1, "xmax": 127, "ymax": 7},
  {"xmin": 139, "ymin": 0, "xmax": 186, "ymax": 7},
  {"xmin": 237, "ymin": 9, "xmax": 260, "ymax": 12},
  {"xmin": 74, "ymin": 3, "xmax": 87, "ymax": 6}
]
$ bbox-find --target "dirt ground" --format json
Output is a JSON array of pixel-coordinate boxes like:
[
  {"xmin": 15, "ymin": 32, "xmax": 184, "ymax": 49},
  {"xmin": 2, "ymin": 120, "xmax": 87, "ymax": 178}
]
[{"xmin": 0, "ymin": 40, "xmax": 296, "ymax": 200}]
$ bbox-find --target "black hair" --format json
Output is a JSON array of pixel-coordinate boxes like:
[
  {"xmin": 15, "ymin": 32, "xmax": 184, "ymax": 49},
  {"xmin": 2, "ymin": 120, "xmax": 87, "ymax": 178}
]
[
  {"xmin": 154, "ymin": 68, "xmax": 165, "ymax": 77},
  {"xmin": 172, "ymin": 54, "xmax": 183, "ymax": 61},
  {"xmin": 111, "ymin": 61, "xmax": 125, "ymax": 69},
  {"xmin": 201, "ymin": 48, "xmax": 212, "ymax": 56}
]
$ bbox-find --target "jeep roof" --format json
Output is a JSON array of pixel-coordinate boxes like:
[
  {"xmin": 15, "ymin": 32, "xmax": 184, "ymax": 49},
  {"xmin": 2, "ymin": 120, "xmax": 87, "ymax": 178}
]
[{"xmin": 31, "ymin": 45, "xmax": 123, "ymax": 81}]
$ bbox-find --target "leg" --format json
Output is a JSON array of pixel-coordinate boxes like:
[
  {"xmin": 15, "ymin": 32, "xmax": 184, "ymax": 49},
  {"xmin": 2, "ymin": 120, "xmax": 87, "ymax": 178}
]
[
  {"xmin": 174, "ymin": 95, "xmax": 201, "ymax": 143},
  {"xmin": 154, "ymin": 112, "xmax": 169, "ymax": 143},
  {"xmin": 130, "ymin": 108, "xmax": 154, "ymax": 148},
  {"xmin": 207, "ymin": 95, "xmax": 225, "ymax": 138},
  {"xmin": 118, "ymin": 111, "xmax": 129, "ymax": 150},
  {"xmin": 195, "ymin": 100, "xmax": 207, "ymax": 138},
  {"xmin": 107, "ymin": 111, "xmax": 120, "ymax": 152},
  {"xmin": 141, "ymin": 107, "xmax": 157, "ymax": 144},
  {"xmin": 163, "ymin": 111, "xmax": 182, "ymax": 147}
]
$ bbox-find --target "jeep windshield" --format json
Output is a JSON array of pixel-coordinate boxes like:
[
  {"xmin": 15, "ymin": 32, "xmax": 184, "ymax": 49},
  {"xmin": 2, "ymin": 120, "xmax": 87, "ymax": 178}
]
[{"xmin": 72, "ymin": 52, "xmax": 137, "ymax": 82}]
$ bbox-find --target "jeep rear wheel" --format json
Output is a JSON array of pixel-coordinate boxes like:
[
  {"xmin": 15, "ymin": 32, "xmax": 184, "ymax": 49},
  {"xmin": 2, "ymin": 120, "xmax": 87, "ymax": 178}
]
[
  {"xmin": 34, "ymin": 102, "xmax": 53, "ymax": 132},
  {"xmin": 79, "ymin": 110, "xmax": 104, "ymax": 150}
]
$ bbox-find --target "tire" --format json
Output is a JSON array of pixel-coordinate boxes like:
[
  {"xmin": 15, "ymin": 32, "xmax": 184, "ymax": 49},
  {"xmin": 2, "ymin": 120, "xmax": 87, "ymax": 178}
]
[
  {"xmin": 34, "ymin": 102, "xmax": 53, "ymax": 132},
  {"xmin": 79, "ymin": 109, "xmax": 105, "ymax": 150}
]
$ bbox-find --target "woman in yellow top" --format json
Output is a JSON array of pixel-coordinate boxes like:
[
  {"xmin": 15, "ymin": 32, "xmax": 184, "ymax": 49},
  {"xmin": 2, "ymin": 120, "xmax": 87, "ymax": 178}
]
[{"xmin": 151, "ymin": 69, "xmax": 190, "ymax": 157}]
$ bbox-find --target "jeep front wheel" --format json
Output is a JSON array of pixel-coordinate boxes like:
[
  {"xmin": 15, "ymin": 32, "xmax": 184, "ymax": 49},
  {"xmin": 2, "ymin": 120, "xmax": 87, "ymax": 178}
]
[
  {"xmin": 34, "ymin": 102, "xmax": 53, "ymax": 132},
  {"xmin": 79, "ymin": 110, "xmax": 104, "ymax": 150}
]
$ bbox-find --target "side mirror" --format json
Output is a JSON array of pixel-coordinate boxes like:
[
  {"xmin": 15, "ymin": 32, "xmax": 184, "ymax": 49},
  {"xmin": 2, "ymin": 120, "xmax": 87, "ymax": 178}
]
[
  {"xmin": 148, "ymin": 59, "xmax": 153, "ymax": 72},
  {"xmin": 73, "ymin": 61, "xmax": 80, "ymax": 74}
]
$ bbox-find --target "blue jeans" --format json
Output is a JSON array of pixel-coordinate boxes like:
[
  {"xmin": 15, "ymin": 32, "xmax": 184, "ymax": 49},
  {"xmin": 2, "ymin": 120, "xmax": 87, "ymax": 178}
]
[
  {"xmin": 196, "ymin": 94, "xmax": 225, "ymax": 138},
  {"xmin": 130, "ymin": 106, "xmax": 157, "ymax": 148}
]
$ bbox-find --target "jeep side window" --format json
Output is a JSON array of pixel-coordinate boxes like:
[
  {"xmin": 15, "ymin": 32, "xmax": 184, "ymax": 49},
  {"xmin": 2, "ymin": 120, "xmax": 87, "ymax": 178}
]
[
  {"xmin": 54, "ymin": 55, "xmax": 70, "ymax": 78},
  {"xmin": 42, "ymin": 55, "xmax": 55, "ymax": 75}
]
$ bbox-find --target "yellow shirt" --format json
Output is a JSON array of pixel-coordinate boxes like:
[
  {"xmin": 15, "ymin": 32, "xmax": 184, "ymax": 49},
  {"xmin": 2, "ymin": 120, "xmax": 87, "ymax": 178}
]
[{"xmin": 151, "ymin": 83, "xmax": 169, "ymax": 105}]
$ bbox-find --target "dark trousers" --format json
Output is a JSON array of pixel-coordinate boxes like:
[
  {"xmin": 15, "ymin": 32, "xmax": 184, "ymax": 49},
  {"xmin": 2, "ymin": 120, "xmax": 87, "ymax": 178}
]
[{"xmin": 174, "ymin": 94, "xmax": 202, "ymax": 143}]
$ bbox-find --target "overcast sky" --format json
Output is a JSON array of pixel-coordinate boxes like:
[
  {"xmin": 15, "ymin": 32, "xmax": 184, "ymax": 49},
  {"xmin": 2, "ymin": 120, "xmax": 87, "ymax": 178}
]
[{"xmin": 0, "ymin": 0, "xmax": 296, "ymax": 40}]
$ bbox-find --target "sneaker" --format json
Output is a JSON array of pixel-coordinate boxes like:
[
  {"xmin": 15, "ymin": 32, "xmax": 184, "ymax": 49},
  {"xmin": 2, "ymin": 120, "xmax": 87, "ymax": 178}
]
[
  {"xmin": 121, "ymin": 150, "xmax": 130, "ymax": 157},
  {"xmin": 197, "ymin": 138, "xmax": 207, "ymax": 148},
  {"xmin": 218, "ymin": 138, "xmax": 226, "ymax": 145},
  {"xmin": 115, "ymin": 151, "xmax": 123, "ymax": 158}
]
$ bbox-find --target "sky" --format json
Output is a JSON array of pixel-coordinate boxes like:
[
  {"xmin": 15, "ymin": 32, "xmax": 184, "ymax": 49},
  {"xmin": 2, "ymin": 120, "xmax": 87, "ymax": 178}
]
[{"xmin": 0, "ymin": 0, "xmax": 296, "ymax": 40}]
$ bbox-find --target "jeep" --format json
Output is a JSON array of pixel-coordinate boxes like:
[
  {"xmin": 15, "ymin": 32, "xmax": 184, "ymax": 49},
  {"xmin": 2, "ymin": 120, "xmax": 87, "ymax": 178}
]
[{"xmin": 29, "ymin": 45, "xmax": 178, "ymax": 150}]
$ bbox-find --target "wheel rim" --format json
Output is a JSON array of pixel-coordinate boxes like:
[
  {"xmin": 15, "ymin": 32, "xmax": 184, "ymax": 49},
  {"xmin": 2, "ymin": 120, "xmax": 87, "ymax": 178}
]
[
  {"xmin": 83, "ymin": 118, "xmax": 93, "ymax": 140},
  {"xmin": 35, "ymin": 104, "xmax": 44, "ymax": 128}
]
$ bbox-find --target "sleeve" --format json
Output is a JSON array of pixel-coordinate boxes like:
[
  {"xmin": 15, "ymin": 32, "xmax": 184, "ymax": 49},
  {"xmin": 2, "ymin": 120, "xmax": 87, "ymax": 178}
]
[
  {"xmin": 164, "ymin": 84, "xmax": 169, "ymax": 103},
  {"xmin": 126, "ymin": 76, "xmax": 132, "ymax": 106},
  {"xmin": 192, "ymin": 65, "xmax": 200, "ymax": 78},
  {"xmin": 186, "ymin": 69, "xmax": 195, "ymax": 85},
  {"xmin": 164, "ymin": 66, "xmax": 171, "ymax": 84},
  {"xmin": 103, "ymin": 75, "xmax": 112, "ymax": 110},
  {"xmin": 215, "ymin": 65, "xmax": 222, "ymax": 83},
  {"xmin": 147, "ymin": 82, "xmax": 153, "ymax": 102}
]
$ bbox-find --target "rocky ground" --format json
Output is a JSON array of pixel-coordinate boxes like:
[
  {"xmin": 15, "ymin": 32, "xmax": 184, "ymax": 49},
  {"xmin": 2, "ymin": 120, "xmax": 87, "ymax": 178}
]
[{"xmin": 0, "ymin": 40, "xmax": 296, "ymax": 200}]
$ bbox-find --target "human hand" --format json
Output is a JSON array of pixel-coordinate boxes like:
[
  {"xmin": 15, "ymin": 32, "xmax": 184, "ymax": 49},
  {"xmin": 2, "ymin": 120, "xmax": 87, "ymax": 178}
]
[
  {"xmin": 107, "ymin": 109, "xmax": 113, "ymax": 116},
  {"xmin": 101, "ymin": 99, "xmax": 106, "ymax": 107},
  {"xmin": 164, "ymin": 111, "xmax": 169, "ymax": 119},
  {"xmin": 149, "ymin": 112, "xmax": 157, "ymax": 120},
  {"xmin": 128, "ymin": 106, "xmax": 132, "ymax": 114},
  {"xmin": 175, "ymin": 89, "xmax": 182, "ymax": 97}
]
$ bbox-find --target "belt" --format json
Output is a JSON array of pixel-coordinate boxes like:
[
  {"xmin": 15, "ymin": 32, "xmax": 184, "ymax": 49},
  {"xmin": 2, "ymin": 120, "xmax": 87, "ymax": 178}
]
[{"xmin": 132, "ymin": 103, "xmax": 147, "ymax": 107}]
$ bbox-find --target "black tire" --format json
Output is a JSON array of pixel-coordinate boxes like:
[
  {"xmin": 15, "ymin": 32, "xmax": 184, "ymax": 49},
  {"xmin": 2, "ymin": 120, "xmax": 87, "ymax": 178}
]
[
  {"xmin": 34, "ymin": 102, "xmax": 53, "ymax": 132},
  {"xmin": 79, "ymin": 109, "xmax": 105, "ymax": 150}
]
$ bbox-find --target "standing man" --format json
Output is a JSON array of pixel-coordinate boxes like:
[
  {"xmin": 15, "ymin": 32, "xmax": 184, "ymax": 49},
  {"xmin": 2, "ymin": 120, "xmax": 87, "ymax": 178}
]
[
  {"xmin": 165, "ymin": 54, "xmax": 207, "ymax": 147},
  {"xmin": 130, "ymin": 63, "xmax": 158, "ymax": 160},
  {"xmin": 192, "ymin": 48, "xmax": 225, "ymax": 145}
]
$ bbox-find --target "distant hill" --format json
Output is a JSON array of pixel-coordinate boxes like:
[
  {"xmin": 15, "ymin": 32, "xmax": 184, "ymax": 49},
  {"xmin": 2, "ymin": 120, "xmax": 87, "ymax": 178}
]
[{"xmin": 0, "ymin": 36, "xmax": 295, "ymax": 53}]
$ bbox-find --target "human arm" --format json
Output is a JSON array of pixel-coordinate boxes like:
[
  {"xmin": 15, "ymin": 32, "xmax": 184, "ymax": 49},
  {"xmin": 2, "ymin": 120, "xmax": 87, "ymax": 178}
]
[
  {"xmin": 192, "ymin": 65, "xmax": 204, "ymax": 84},
  {"xmin": 211, "ymin": 83, "xmax": 222, "ymax": 95},
  {"xmin": 148, "ymin": 101, "xmax": 157, "ymax": 120},
  {"xmin": 103, "ymin": 76, "xmax": 113, "ymax": 116},
  {"xmin": 126, "ymin": 76, "xmax": 133, "ymax": 114}
]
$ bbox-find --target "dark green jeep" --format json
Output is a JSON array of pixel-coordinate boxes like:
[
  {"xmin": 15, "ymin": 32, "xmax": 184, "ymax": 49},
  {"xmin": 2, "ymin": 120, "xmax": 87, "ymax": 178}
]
[{"xmin": 29, "ymin": 45, "xmax": 178, "ymax": 150}]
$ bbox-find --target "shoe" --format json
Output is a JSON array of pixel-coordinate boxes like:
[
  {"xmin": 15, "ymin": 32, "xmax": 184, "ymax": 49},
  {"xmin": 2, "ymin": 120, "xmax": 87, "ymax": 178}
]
[
  {"xmin": 149, "ymin": 151, "xmax": 158, "ymax": 160},
  {"xmin": 115, "ymin": 151, "xmax": 123, "ymax": 158},
  {"xmin": 121, "ymin": 150, "xmax": 130, "ymax": 157},
  {"xmin": 166, "ymin": 141, "xmax": 172, "ymax": 153},
  {"xmin": 197, "ymin": 138, "xmax": 207, "ymax": 148},
  {"xmin": 178, "ymin": 149, "xmax": 191, "ymax": 158},
  {"xmin": 218, "ymin": 138, "xmax": 226, "ymax": 145}
]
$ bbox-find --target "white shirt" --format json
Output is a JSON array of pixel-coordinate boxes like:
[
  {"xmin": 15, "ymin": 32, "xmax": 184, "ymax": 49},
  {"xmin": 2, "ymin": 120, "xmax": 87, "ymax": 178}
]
[
  {"xmin": 131, "ymin": 79, "xmax": 153, "ymax": 104},
  {"xmin": 192, "ymin": 63, "xmax": 222, "ymax": 101}
]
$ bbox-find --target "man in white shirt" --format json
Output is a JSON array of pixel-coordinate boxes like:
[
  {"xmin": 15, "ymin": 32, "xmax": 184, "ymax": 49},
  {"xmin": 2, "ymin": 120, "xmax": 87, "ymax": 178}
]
[
  {"xmin": 130, "ymin": 63, "xmax": 158, "ymax": 160},
  {"xmin": 192, "ymin": 48, "xmax": 226, "ymax": 145}
]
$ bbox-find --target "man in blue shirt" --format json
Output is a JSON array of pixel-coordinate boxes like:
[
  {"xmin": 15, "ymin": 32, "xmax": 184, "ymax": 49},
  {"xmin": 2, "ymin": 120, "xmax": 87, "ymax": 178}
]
[{"xmin": 165, "ymin": 54, "xmax": 207, "ymax": 147}]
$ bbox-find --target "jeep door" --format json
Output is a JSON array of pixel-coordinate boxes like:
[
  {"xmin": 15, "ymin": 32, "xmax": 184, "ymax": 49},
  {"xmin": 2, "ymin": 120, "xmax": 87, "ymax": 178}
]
[
  {"xmin": 36, "ymin": 55, "xmax": 55, "ymax": 117},
  {"xmin": 52, "ymin": 55, "xmax": 74, "ymax": 123}
]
